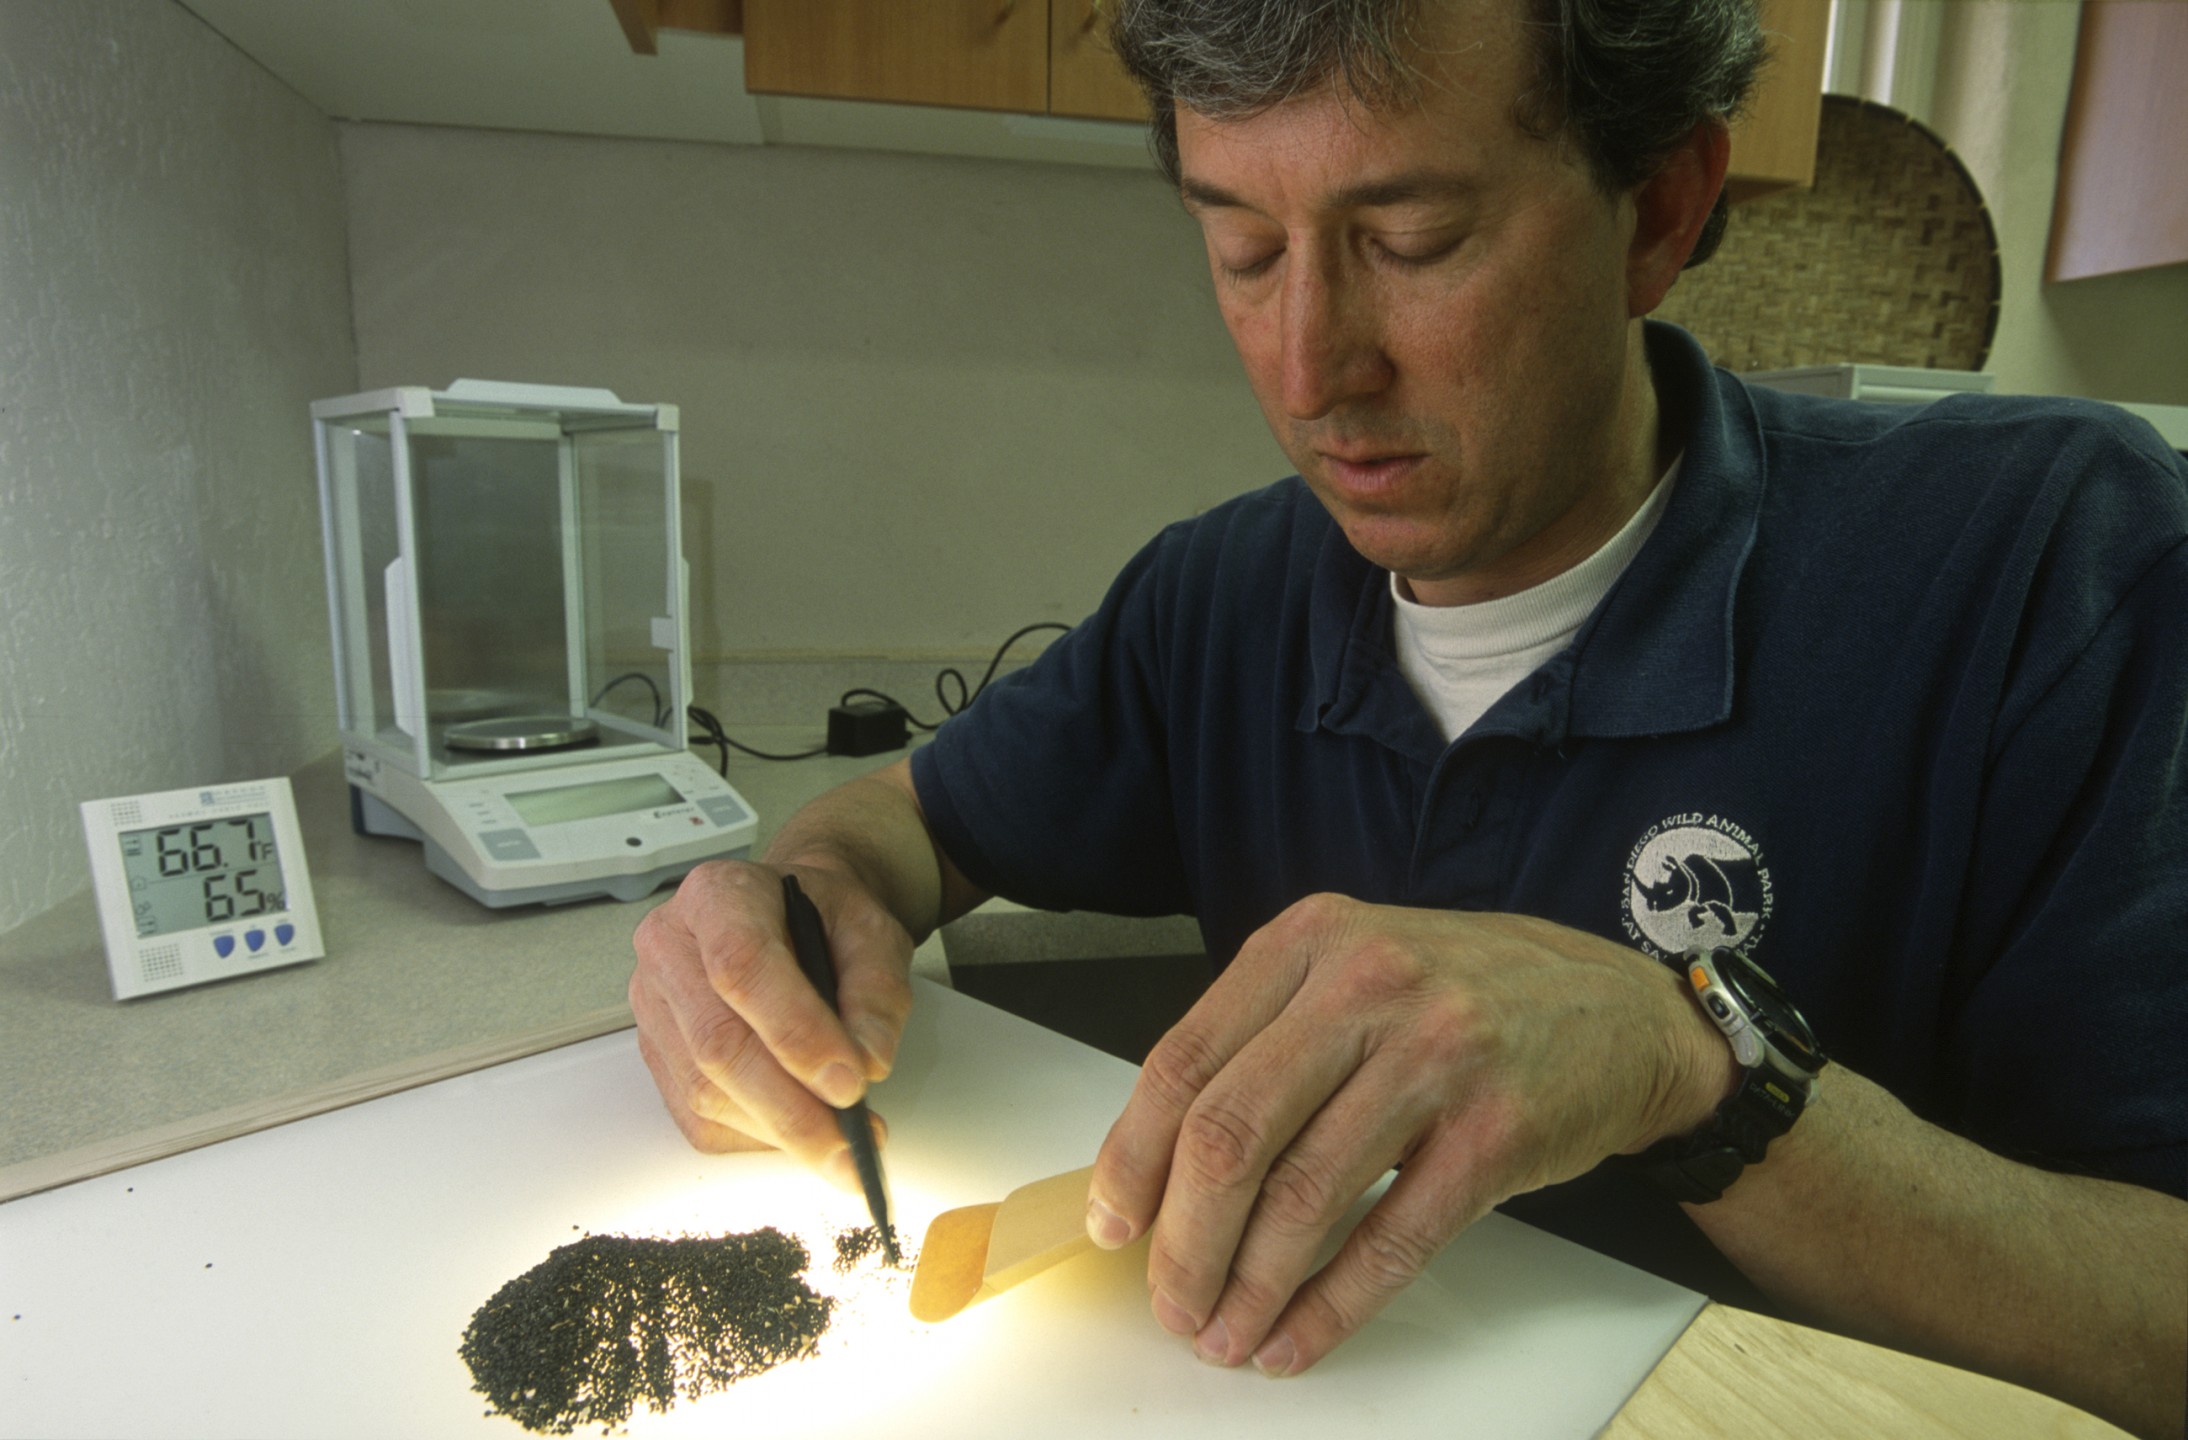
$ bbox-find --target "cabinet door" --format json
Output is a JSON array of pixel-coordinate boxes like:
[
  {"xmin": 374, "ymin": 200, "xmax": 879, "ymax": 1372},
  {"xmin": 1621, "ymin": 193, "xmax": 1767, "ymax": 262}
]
[
  {"xmin": 1726, "ymin": 0, "xmax": 1829, "ymax": 199},
  {"xmin": 743, "ymin": 0, "xmax": 1048, "ymax": 113},
  {"xmin": 1050, "ymin": 0, "xmax": 1147, "ymax": 121}
]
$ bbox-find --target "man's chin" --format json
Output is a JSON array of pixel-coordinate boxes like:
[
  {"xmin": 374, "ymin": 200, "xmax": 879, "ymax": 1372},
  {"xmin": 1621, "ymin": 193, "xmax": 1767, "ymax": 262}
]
[{"xmin": 1333, "ymin": 516, "xmax": 1471, "ymax": 585}]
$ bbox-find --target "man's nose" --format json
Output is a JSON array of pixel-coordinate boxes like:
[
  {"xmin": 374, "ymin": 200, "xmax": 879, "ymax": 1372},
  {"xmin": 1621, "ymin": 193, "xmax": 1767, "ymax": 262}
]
[{"xmin": 1279, "ymin": 254, "xmax": 1391, "ymax": 420}]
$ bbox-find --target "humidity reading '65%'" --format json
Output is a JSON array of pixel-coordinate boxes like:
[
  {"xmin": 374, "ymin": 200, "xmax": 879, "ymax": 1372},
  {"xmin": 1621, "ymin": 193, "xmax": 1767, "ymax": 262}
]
[{"xmin": 118, "ymin": 813, "xmax": 288, "ymax": 938}]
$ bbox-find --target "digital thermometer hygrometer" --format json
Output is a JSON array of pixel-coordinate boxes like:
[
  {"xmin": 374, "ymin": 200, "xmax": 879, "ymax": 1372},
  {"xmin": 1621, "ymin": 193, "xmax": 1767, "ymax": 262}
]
[{"xmin": 80, "ymin": 778, "xmax": 325, "ymax": 999}]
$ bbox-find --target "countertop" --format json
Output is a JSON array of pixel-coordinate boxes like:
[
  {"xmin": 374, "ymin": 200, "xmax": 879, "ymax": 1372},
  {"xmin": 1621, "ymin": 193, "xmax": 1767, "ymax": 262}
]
[{"xmin": 0, "ymin": 733, "xmax": 926, "ymax": 1197}]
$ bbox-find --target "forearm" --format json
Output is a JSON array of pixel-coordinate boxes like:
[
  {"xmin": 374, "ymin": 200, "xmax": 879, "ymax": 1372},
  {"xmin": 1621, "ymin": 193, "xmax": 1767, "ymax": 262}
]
[
  {"xmin": 761, "ymin": 758, "xmax": 987, "ymax": 942},
  {"xmin": 1692, "ymin": 1066, "xmax": 2188, "ymax": 1439}
]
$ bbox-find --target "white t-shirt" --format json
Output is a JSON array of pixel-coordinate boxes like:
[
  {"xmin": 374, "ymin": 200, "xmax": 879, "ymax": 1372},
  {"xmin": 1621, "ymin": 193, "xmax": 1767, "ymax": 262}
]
[{"xmin": 1393, "ymin": 465, "xmax": 1678, "ymax": 744}]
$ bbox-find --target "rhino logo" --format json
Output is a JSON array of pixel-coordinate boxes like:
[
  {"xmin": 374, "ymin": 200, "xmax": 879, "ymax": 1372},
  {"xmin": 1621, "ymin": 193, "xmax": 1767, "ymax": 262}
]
[{"xmin": 1623, "ymin": 820, "xmax": 1771, "ymax": 956}]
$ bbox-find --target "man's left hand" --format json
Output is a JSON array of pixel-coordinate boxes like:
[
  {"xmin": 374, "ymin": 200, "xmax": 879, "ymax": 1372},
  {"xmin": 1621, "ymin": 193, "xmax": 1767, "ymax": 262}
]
[{"xmin": 1086, "ymin": 893, "xmax": 1736, "ymax": 1375}]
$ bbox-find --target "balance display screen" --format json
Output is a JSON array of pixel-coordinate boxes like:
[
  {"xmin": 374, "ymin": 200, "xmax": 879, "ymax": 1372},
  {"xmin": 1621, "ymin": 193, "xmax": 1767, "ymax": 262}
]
[
  {"xmin": 119, "ymin": 814, "xmax": 288, "ymax": 938},
  {"xmin": 505, "ymin": 773, "xmax": 684, "ymax": 827}
]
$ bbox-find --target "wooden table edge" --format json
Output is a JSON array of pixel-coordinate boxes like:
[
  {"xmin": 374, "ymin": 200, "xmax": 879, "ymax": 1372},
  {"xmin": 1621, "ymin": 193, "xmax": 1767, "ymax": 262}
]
[{"xmin": 1604, "ymin": 1299, "xmax": 2131, "ymax": 1438}]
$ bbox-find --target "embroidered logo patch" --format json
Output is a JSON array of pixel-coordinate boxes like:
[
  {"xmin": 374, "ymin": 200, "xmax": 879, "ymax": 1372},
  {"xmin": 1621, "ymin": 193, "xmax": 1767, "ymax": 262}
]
[{"xmin": 1622, "ymin": 813, "xmax": 1773, "ymax": 957}]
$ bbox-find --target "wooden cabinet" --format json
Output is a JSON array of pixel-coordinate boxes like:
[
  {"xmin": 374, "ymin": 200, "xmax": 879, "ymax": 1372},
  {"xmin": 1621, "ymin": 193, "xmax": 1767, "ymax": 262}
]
[
  {"xmin": 607, "ymin": 0, "xmax": 742, "ymax": 56},
  {"xmin": 742, "ymin": 0, "xmax": 1143, "ymax": 120},
  {"xmin": 1049, "ymin": 0, "xmax": 1147, "ymax": 121},
  {"xmin": 1726, "ymin": 0, "xmax": 1830, "ymax": 200},
  {"xmin": 741, "ymin": 0, "xmax": 1820, "ymax": 193}
]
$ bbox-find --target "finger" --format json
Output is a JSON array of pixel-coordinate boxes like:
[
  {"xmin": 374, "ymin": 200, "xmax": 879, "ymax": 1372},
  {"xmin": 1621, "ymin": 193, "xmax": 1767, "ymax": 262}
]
[
  {"xmin": 630, "ymin": 923, "xmax": 757, "ymax": 1144},
  {"xmin": 1186, "ymin": 1065, "xmax": 1424, "ymax": 1365},
  {"xmin": 803, "ymin": 877, "xmax": 915, "ymax": 1082},
  {"xmin": 1143, "ymin": 1005, "xmax": 1364, "ymax": 1341},
  {"xmin": 639, "ymin": 879, "xmax": 861, "ymax": 1169},
  {"xmin": 1089, "ymin": 900, "xmax": 1327, "ymax": 1248},
  {"xmin": 638, "ymin": 1012, "xmax": 886, "ymax": 1175},
  {"xmin": 630, "ymin": 947, "xmax": 780, "ymax": 1147},
  {"xmin": 634, "ymin": 1024, "xmax": 774, "ymax": 1154},
  {"xmin": 1247, "ymin": 1131, "xmax": 1493, "ymax": 1378},
  {"xmin": 677, "ymin": 865, "xmax": 872, "ymax": 1108},
  {"xmin": 648, "ymin": 934, "xmax": 884, "ymax": 1173}
]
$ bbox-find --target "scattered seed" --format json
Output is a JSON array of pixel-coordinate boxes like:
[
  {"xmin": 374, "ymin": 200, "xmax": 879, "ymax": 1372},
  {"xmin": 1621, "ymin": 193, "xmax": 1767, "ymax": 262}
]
[
  {"xmin": 459, "ymin": 1229, "xmax": 833, "ymax": 1435},
  {"xmin": 831, "ymin": 1225, "xmax": 908, "ymax": 1274}
]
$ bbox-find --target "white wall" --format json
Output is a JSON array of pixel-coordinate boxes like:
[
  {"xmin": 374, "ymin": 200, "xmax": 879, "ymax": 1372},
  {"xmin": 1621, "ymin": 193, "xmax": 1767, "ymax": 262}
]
[
  {"xmin": 1834, "ymin": 0, "xmax": 2188, "ymax": 405},
  {"xmin": 0, "ymin": 1, "xmax": 357, "ymax": 931},
  {"xmin": 336, "ymin": 123, "xmax": 1285, "ymax": 666}
]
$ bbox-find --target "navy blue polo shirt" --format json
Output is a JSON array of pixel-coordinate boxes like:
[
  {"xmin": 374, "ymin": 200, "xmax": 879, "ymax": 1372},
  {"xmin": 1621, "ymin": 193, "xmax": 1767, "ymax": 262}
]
[{"xmin": 912, "ymin": 322, "xmax": 2188, "ymax": 1294}]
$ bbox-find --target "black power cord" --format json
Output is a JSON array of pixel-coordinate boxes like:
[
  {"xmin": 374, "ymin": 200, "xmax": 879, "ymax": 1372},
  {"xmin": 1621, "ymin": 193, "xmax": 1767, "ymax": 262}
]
[
  {"xmin": 589, "ymin": 671, "xmax": 670, "ymax": 728},
  {"xmin": 838, "ymin": 621, "xmax": 1071, "ymax": 732},
  {"xmin": 686, "ymin": 703, "xmax": 825, "ymax": 770},
  {"xmin": 685, "ymin": 621, "xmax": 1071, "ymax": 771}
]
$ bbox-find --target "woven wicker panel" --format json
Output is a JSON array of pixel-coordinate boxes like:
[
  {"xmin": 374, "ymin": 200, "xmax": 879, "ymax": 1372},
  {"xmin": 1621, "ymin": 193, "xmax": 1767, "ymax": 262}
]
[{"xmin": 1655, "ymin": 96, "xmax": 2001, "ymax": 372}]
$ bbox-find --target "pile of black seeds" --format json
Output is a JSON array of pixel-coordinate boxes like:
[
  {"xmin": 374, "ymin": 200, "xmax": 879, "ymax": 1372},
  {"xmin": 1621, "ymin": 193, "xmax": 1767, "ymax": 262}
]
[
  {"xmin": 459, "ymin": 1229, "xmax": 833, "ymax": 1435},
  {"xmin": 831, "ymin": 1224, "xmax": 905, "ymax": 1274}
]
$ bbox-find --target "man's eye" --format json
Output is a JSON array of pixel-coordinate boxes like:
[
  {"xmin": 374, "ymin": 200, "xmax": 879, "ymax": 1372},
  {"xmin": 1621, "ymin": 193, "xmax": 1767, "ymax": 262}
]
[
  {"xmin": 1218, "ymin": 250, "xmax": 1280, "ymax": 281},
  {"xmin": 1377, "ymin": 236, "xmax": 1462, "ymax": 268}
]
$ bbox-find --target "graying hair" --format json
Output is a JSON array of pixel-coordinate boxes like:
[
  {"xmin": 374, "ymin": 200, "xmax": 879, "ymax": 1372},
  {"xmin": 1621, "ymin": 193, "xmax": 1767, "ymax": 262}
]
[{"xmin": 1108, "ymin": 0, "xmax": 1767, "ymax": 268}]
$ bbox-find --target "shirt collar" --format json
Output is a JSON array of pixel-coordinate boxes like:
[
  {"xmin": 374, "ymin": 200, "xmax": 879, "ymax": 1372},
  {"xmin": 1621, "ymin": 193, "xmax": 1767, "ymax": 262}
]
[{"xmin": 1301, "ymin": 321, "xmax": 1766, "ymax": 755}]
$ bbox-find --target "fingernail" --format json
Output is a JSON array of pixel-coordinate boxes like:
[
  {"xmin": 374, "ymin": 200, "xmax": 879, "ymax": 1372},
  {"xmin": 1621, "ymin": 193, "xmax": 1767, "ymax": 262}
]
[
  {"xmin": 855, "ymin": 1022, "xmax": 894, "ymax": 1076},
  {"xmin": 1252, "ymin": 1330, "xmax": 1298, "ymax": 1378},
  {"xmin": 1193, "ymin": 1315, "xmax": 1232, "ymax": 1366},
  {"xmin": 817, "ymin": 1062, "xmax": 862, "ymax": 1109},
  {"xmin": 1151, "ymin": 1289, "xmax": 1199, "ymax": 1337},
  {"xmin": 1086, "ymin": 1196, "xmax": 1132, "ymax": 1250}
]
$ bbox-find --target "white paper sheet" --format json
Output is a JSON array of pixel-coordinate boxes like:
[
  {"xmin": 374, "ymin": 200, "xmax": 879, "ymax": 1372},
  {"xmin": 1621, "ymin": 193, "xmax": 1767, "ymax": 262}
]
[{"xmin": 0, "ymin": 979, "xmax": 1703, "ymax": 1438}]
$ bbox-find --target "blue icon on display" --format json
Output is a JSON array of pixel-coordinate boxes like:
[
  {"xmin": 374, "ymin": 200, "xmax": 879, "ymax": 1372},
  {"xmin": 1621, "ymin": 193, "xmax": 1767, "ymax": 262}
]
[
  {"xmin": 245, "ymin": 930, "xmax": 266, "ymax": 953},
  {"xmin": 275, "ymin": 923, "xmax": 295, "ymax": 946},
  {"xmin": 213, "ymin": 934, "xmax": 236, "ymax": 959}
]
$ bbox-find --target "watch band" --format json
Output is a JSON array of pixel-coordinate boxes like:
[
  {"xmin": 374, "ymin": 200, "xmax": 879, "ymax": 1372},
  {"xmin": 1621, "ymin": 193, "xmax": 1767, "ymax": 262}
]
[
  {"xmin": 1627, "ymin": 945, "xmax": 1826, "ymax": 1204},
  {"xmin": 1630, "ymin": 1063, "xmax": 1811, "ymax": 1203}
]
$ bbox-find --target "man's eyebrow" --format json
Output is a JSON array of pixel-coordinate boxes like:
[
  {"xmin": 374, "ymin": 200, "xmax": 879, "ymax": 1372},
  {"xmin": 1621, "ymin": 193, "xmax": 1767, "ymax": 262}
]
[{"xmin": 1179, "ymin": 171, "xmax": 1481, "ymax": 214}]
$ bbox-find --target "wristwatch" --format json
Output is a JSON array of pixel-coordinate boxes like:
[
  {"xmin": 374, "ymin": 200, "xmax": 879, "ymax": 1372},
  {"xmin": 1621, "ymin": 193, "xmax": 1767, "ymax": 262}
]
[{"xmin": 1628, "ymin": 945, "xmax": 1828, "ymax": 1204}]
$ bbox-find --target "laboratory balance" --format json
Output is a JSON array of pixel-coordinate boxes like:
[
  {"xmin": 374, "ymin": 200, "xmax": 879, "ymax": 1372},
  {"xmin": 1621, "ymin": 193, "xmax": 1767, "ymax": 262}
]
[{"xmin": 311, "ymin": 380, "xmax": 754, "ymax": 907}]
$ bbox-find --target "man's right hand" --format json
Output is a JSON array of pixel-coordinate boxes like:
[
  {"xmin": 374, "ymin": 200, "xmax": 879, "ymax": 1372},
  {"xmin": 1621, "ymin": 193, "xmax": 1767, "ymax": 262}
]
[{"xmin": 628, "ymin": 856, "xmax": 918, "ymax": 1192}]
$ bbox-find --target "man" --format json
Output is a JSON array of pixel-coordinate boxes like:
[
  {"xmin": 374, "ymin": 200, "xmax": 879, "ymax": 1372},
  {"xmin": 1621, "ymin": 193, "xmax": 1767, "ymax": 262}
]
[{"xmin": 628, "ymin": 1, "xmax": 2188, "ymax": 1433}]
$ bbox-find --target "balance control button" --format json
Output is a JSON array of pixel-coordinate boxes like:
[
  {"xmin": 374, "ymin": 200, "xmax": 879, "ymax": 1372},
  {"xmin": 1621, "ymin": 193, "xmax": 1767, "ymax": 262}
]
[
  {"xmin": 245, "ymin": 930, "xmax": 266, "ymax": 953},
  {"xmin": 699, "ymin": 795, "xmax": 750, "ymax": 828},
  {"xmin": 479, "ymin": 828, "xmax": 542, "ymax": 862},
  {"xmin": 275, "ymin": 923, "xmax": 296, "ymax": 946},
  {"xmin": 213, "ymin": 934, "xmax": 237, "ymax": 959}
]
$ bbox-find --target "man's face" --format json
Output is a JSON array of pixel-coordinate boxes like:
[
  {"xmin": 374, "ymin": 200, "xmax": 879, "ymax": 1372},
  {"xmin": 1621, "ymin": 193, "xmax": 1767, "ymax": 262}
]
[{"xmin": 1175, "ymin": 0, "xmax": 1657, "ymax": 604}]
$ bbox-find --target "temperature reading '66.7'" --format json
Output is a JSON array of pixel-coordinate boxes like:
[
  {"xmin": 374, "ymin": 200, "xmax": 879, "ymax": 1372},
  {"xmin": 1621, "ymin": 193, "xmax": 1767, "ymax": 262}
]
[{"xmin": 117, "ymin": 813, "xmax": 289, "ymax": 938}]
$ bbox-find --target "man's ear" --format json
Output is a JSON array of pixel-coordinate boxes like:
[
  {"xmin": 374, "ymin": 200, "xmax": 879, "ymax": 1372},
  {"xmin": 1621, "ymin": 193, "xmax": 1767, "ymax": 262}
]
[{"xmin": 1626, "ymin": 119, "xmax": 1732, "ymax": 317}]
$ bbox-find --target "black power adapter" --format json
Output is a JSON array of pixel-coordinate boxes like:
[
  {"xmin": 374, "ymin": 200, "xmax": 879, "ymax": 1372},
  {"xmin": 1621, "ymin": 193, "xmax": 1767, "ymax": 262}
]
[{"xmin": 827, "ymin": 698, "xmax": 910, "ymax": 757}]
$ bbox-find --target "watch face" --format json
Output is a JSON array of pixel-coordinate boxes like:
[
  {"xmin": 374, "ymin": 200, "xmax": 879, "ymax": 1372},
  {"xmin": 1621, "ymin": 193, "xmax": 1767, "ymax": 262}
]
[{"xmin": 1714, "ymin": 951, "xmax": 1825, "ymax": 1070}]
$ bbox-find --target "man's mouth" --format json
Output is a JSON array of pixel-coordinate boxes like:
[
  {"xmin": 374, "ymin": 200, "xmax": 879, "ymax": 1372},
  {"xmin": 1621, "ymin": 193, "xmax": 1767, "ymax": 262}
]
[{"xmin": 1316, "ymin": 449, "xmax": 1426, "ymax": 500}]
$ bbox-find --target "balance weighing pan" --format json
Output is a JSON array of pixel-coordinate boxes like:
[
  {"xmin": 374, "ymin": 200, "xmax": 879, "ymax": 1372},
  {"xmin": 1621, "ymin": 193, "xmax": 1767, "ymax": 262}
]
[{"xmin": 442, "ymin": 716, "xmax": 601, "ymax": 753}]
